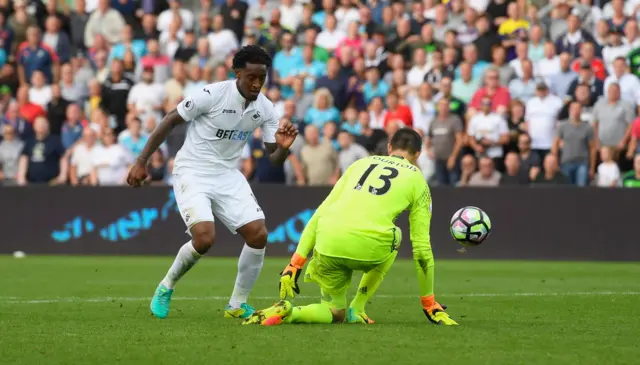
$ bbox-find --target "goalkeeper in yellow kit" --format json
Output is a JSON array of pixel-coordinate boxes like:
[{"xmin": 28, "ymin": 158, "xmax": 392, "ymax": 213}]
[{"xmin": 243, "ymin": 129, "xmax": 457, "ymax": 326}]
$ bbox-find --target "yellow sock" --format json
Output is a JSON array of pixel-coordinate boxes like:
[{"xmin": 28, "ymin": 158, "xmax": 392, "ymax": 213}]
[{"xmin": 286, "ymin": 303, "xmax": 334, "ymax": 324}]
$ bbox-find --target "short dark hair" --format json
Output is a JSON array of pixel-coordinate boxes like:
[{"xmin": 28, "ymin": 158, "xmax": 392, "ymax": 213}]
[
  {"xmin": 232, "ymin": 45, "xmax": 272, "ymax": 69},
  {"xmin": 389, "ymin": 128, "xmax": 422, "ymax": 155}
]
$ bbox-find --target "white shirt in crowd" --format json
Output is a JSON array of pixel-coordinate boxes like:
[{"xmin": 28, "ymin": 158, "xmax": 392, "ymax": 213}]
[
  {"xmin": 92, "ymin": 143, "xmax": 134, "ymax": 186},
  {"xmin": 536, "ymin": 56, "xmax": 561, "ymax": 85},
  {"xmin": 157, "ymin": 8, "xmax": 194, "ymax": 33},
  {"xmin": 159, "ymin": 30, "xmax": 185, "ymax": 59},
  {"xmin": 409, "ymin": 98, "xmax": 436, "ymax": 136},
  {"xmin": 525, "ymin": 94, "xmax": 563, "ymax": 150},
  {"xmin": 602, "ymin": 44, "xmax": 631, "ymax": 76},
  {"xmin": 128, "ymin": 82, "xmax": 166, "ymax": 115},
  {"xmin": 280, "ymin": 3, "xmax": 304, "ymax": 31},
  {"xmin": 406, "ymin": 64, "xmax": 431, "ymax": 88},
  {"xmin": 174, "ymin": 80, "xmax": 279, "ymax": 174},
  {"xmin": 369, "ymin": 110, "xmax": 387, "ymax": 130},
  {"xmin": 335, "ymin": 8, "xmax": 360, "ymax": 32},
  {"xmin": 467, "ymin": 112, "xmax": 509, "ymax": 158},
  {"xmin": 603, "ymin": 73, "xmax": 640, "ymax": 105},
  {"xmin": 509, "ymin": 58, "xmax": 539, "ymax": 79},
  {"xmin": 316, "ymin": 29, "xmax": 346, "ymax": 51},
  {"xmin": 71, "ymin": 143, "xmax": 98, "ymax": 178},
  {"xmin": 596, "ymin": 161, "xmax": 621, "ymax": 187},
  {"xmin": 207, "ymin": 30, "xmax": 239, "ymax": 59},
  {"xmin": 29, "ymin": 86, "xmax": 52, "ymax": 108}
]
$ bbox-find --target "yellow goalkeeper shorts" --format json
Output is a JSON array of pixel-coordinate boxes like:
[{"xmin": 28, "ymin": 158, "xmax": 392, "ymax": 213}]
[{"xmin": 304, "ymin": 250, "xmax": 398, "ymax": 309}]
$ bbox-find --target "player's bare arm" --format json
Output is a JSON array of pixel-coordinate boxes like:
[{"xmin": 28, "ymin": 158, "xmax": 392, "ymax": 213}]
[
  {"xmin": 127, "ymin": 109, "xmax": 185, "ymax": 187},
  {"xmin": 264, "ymin": 119, "xmax": 298, "ymax": 165}
]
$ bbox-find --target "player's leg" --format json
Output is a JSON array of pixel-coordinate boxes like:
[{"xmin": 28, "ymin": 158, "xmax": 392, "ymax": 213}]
[
  {"xmin": 347, "ymin": 250, "xmax": 398, "ymax": 324},
  {"xmin": 150, "ymin": 174, "xmax": 216, "ymax": 319},
  {"xmin": 242, "ymin": 254, "xmax": 351, "ymax": 326},
  {"xmin": 210, "ymin": 169, "xmax": 267, "ymax": 318}
]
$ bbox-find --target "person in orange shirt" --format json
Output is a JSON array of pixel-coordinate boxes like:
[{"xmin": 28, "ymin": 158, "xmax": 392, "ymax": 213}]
[
  {"xmin": 16, "ymin": 86, "xmax": 45, "ymax": 124},
  {"xmin": 383, "ymin": 90, "xmax": 413, "ymax": 129}
]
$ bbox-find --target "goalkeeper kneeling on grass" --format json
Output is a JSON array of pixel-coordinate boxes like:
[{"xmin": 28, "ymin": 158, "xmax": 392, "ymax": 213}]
[{"xmin": 243, "ymin": 129, "xmax": 457, "ymax": 326}]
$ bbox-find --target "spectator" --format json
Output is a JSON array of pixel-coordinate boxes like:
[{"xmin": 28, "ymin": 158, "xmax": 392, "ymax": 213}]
[
  {"xmin": 555, "ymin": 14, "xmax": 597, "ymax": 59},
  {"xmin": 315, "ymin": 58, "xmax": 347, "ymax": 111},
  {"xmin": 406, "ymin": 49, "xmax": 430, "ymax": 89},
  {"xmin": 272, "ymin": 32, "xmax": 304, "ymax": 99},
  {"xmin": 571, "ymin": 42, "xmax": 606, "ymax": 80},
  {"xmin": 148, "ymin": 150, "xmax": 168, "ymax": 186},
  {"xmin": 17, "ymin": 26, "xmax": 59, "ymax": 86},
  {"xmin": 508, "ymin": 59, "xmax": 537, "ymax": 102},
  {"xmin": 517, "ymin": 132, "xmax": 542, "ymax": 181},
  {"xmin": 59, "ymin": 63, "xmax": 84, "ymax": 103},
  {"xmin": 549, "ymin": 52, "xmax": 578, "ymax": 99},
  {"xmin": 498, "ymin": 2, "xmax": 529, "ymax": 60},
  {"xmin": 0, "ymin": 124, "xmax": 24, "ymax": 185},
  {"xmin": 474, "ymin": 15, "xmax": 500, "ymax": 63},
  {"xmin": 621, "ymin": 154, "xmax": 640, "ymax": 187},
  {"xmin": 90, "ymin": 127, "xmax": 133, "ymax": 186},
  {"xmin": 602, "ymin": 30, "xmax": 630, "ymax": 75},
  {"xmin": 532, "ymin": 153, "xmax": 569, "ymax": 185},
  {"xmin": 603, "ymin": 57, "xmax": 640, "ymax": 105},
  {"xmin": 304, "ymin": 88, "xmax": 340, "ymax": 128},
  {"xmin": 500, "ymin": 152, "xmax": 529, "ymax": 185},
  {"xmin": 536, "ymin": 42, "xmax": 561, "ymax": 85},
  {"xmin": 508, "ymin": 41, "xmax": 534, "ymax": 79},
  {"xmin": 159, "ymin": 16, "xmax": 185, "ymax": 60},
  {"xmin": 337, "ymin": 130, "xmax": 368, "ymax": 174},
  {"xmin": 467, "ymin": 96, "xmax": 509, "ymax": 171},
  {"xmin": 3, "ymin": 101, "xmax": 33, "ymax": 141},
  {"xmin": 525, "ymin": 82, "xmax": 563, "ymax": 161},
  {"xmin": 220, "ymin": 0, "xmax": 248, "ymax": 43},
  {"xmin": 456, "ymin": 44, "xmax": 489, "ymax": 82},
  {"xmin": 362, "ymin": 66, "xmax": 389, "ymax": 105},
  {"xmin": 127, "ymin": 67, "xmax": 165, "ymax": 120},
  {"xmin": 469, "ymin": 67, "xmax": 511, "ymax": 116},
  {"xmin": 506, "ymin": 99, "xmax": 527, "ymax": 153},
  {"xmin": 16, "ymin": 85, "xmax": 46, "ymax": 124},
  {"xmin": 83, "ymin": 0, "xmax": 126, "ymax": 48},
  {"xmin": 300, "ymin": 124, "xmax": 339, "ymax": 186},
  {"xmin": 468, "ymin": 156, "xmax": 501, "ymax": 187},
  {"xmin": 456, "ymin": 154, "xmax": 476, "ymax": 187},
  {"xmin": 592, "ymin": 83, "xmax": 634, "ymax": 158},
  {"xmin": 157, "ymin": 0, "xmax": 194, "ymax": 34},
  {"xmin": 47, "ymin": 84, "xmax": 71, "ymax": 136},
  {"xmin": 452, "ymin": 62, "xmax": 481, "ymax": 103},
  {"xmin": 336, "ymin": 22, "xmax": 363, "ymax": 60},
  {"xmin": 426, "ymin": 98, "xmax": 464, "ymax": 186},
  {"xmin": 16, "ymin": 116, "xmax": 66, "ymax": 185},
  {"xmin": 383, "ymin": 90, "xmax": 413, "ymax": 129},
  {"xmin": 42, "ymin": 15, "xmax": 71, "ymax": 64},
  {"xmin": 108, "ymin": 24, "xmax": 147, "ymax": 65},
  {"xmin": 189, "ymin": 37, "xmax": 221, "ymax": 79},
  {"xmin": 8, "ymin": 0, "xmax": 37, "ymax": 56},
  {"xmin": 28, "ymin": 71, "xmax": 53, "ymax": 108},
  {"xmin": 409, "ymin": 83, "xmax": 436, "ymax": 136},
  {"xmin": 60, "ymin": 104, "xmax": 85, "ymax": 150},
  {"xmin": 101, "ymin": 59, "xmax": 134, "ymax": 133},
  {"xmin": 207, "ymin": 14, "xmax": 239, "ymax": 60},
  {"xmin": 434, "ymin": 76, "xmax": 466, "ymax": 119},
  {"xmin": 490, "ymin": 45, "xmax": 516, "ymax": 87},
  {"xmin": 596, "ymin": 146, "xmax": 621, "ymax": 187},
  {"xmin": 140, "ymin": 39, "xmax": 172, "ymax": 83},
  {"xmin": 528, "ymin": 25, "xmax": 545, "ymax": 63},
  {"xmin": 69, "ymin": 0, "xmax": 89, "ymax": 52},
  {"xmin": 553, "ymin": 102, "xmax": 595, "ymax": 187},
  {"xmin": 340, "ymin": 107, "xmax": 360, "ymax": 135},
  {"xmin": 316, "ymin": 14, "xmax": 346, "ymax": 54},
  {"xmin": 628, "ymin": 116, "xmax": 640, "ymax": 160}
]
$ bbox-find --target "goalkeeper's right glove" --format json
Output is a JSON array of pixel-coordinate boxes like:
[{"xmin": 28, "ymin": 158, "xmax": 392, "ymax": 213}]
[
  {"xmin": 421, "ymin": 295, "xmax": 458, "ymax": 326},
  {"xmin": 279, "ymin": 253, "xmax": 307, "ymax": 300}
]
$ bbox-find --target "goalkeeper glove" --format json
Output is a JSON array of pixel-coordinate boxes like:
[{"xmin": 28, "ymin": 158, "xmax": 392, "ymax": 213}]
[
  {"xmin": 421, "ymin": 295, "xmax": 458, "ymax": 326},
  {"xmin": 279, "ymin": 253, "xmax": 307, "ymax": 300}
]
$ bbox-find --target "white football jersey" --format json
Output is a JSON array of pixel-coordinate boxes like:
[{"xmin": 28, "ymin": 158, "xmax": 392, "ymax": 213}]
[{"xmin": 174, "ymin": 80, "xmax": 279, "ymax": 175}]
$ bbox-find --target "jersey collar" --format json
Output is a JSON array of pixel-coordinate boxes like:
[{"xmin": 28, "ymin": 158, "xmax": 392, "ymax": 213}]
[
  {"xmin": 390, "ymin": 155, "xmax": 405, "ymax": 160},
  {"xmin": 231, "ymin": 80, "xmax": 247, "ymax": 104}
]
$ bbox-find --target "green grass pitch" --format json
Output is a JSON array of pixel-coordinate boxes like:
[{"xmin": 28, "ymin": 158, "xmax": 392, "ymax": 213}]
[{"xmin": 1, "ymin": 256, "xmax": 639, "ymax": 365}]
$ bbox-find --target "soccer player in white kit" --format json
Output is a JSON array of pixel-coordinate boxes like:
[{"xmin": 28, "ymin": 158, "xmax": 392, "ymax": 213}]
[{"xmin": 126, "ymin": 46, "xmax": 298, "ymax": 319}]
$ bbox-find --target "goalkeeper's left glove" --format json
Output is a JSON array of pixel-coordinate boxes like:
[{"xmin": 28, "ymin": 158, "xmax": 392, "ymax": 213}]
[
  {"xmin": 421, "ymin": 295, "xmax": 458, "ymax": 326},
  {"xmin": 279, "ymin": 253, "xmax": 307, "ymax": 300}
]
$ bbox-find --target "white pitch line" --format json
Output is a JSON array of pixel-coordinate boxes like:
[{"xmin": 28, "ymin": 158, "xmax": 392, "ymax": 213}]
[{"xmin": 1, "ymin": 291, "xmax": 639, "ymax": 304}]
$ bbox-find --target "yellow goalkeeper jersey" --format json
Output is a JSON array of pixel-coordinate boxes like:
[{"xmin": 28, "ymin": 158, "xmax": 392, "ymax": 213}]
[{"xmin": 308, "ymin": 155, "xmax": 433, "ymax": 263}]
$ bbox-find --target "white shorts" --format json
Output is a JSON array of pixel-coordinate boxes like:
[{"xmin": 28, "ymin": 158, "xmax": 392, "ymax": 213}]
[{"xmin": 172, "ymin": 169, "xmax": 265, "ymax": 234}]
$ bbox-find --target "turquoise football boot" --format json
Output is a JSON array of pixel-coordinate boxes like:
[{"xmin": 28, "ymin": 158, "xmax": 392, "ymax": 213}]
[
  {"xmin": 150, "ymin": 284, "xmax": 174, "ymax": 319},
  {"xmin": 224, "ymin": 303, "xmax": 255, "ymax": 319}
]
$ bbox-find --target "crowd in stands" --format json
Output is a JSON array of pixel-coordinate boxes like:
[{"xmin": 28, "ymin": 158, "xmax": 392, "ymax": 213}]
[{"xmin": 2, "ymin": 0, "xmax": 640, "ymax": 188}]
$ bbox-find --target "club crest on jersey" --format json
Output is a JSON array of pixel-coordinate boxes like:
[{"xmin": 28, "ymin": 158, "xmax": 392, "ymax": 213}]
[
  {"xmin": 215, "ymin": 129, "xmax": 251, "ymax": 141},
  {"xmin": 183, "ymin": 98, "xmax": 194, "ymax": 111},
  {"xmin": 251, "ymin": 111, "xmax": 261, "ymax": 121}
]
